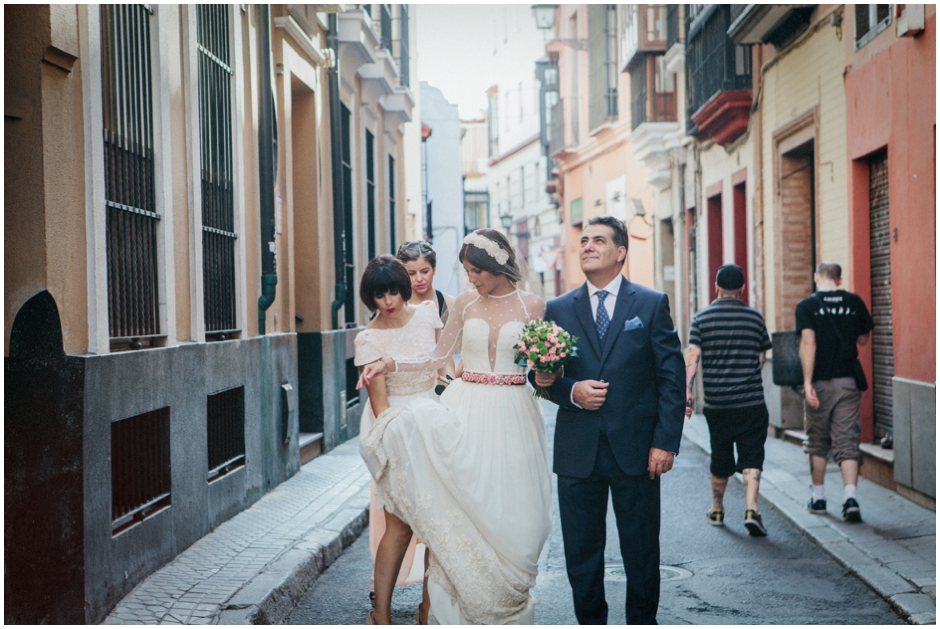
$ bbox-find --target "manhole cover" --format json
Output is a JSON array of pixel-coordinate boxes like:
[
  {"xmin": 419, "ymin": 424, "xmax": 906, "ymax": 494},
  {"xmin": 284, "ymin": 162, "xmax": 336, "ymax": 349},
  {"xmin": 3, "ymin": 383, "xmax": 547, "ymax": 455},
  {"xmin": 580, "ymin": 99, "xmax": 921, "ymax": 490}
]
[{"xmin": 604, "ymin": 563, "xmax": 692, "ymax": 582}]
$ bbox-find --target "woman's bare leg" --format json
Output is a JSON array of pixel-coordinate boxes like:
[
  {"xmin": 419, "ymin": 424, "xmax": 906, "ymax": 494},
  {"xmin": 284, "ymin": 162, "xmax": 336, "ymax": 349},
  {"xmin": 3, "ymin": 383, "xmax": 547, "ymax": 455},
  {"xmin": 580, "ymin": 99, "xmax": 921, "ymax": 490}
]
[
  {"xmin": 414, "ymin": 549, "xmax": 430, "ymax": 624},
  {"xmin": 372, "ymin": 510, "xmax": 413, "ymax": 624}
]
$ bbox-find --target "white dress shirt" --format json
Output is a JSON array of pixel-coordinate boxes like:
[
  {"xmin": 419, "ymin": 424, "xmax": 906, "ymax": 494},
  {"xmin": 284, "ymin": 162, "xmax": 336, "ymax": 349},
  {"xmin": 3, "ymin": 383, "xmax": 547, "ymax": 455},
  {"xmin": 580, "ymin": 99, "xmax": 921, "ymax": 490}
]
[
  {"xmin": 570, "ymin": 275, "xmax": 624, "ymax": 408},
  {"xmin": 586, "ymin": 274, "xmax": 623, "ymax": 321}
]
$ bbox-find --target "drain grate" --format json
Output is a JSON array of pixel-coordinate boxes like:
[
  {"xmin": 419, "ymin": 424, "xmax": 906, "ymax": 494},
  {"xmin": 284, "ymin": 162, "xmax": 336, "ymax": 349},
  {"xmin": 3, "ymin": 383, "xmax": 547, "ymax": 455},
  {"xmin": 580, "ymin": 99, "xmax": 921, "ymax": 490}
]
[{"xmin": 604, "ymin": 563, "xmax": 693, "ymax": 582}]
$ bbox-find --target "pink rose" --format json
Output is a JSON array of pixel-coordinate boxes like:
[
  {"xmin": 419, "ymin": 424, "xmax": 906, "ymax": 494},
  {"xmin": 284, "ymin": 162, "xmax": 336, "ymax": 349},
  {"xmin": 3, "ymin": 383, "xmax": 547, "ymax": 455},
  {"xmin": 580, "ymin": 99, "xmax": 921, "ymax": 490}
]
[{"xmin": 527, "ymin": 359, "xmax": 535, "ymax": 368}]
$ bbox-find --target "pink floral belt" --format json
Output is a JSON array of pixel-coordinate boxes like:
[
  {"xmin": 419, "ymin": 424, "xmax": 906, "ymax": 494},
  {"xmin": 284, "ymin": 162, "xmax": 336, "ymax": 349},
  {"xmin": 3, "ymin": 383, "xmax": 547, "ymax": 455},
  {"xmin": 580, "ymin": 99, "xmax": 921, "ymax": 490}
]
[{"xmin": 461, "ymin": 371, "xmax": 526, "ymax": 385}]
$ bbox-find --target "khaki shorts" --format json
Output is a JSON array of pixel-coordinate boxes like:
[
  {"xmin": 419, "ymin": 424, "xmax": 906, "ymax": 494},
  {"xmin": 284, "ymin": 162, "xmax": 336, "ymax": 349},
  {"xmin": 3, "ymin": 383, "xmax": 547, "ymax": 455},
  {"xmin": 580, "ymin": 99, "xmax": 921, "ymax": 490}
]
[{"xmin": 804, "ymin": 377, "xmax": 863, "ymax": 464}]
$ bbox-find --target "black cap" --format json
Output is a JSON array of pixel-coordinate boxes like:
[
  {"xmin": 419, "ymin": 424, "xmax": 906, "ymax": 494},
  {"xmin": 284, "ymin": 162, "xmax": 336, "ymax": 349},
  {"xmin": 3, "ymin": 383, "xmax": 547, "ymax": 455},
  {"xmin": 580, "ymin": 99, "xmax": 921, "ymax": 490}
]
[{"xmin": 716, "ymin": 264, "xmax": 745, "ymax": 290}]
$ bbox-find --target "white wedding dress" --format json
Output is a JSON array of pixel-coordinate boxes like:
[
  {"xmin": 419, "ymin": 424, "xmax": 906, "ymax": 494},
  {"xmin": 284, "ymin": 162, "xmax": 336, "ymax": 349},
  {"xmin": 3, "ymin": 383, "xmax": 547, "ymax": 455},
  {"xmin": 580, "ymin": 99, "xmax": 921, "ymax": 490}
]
[{"xmin": 360, "ymin": 289, "xmax": 552, "ymax": 625}]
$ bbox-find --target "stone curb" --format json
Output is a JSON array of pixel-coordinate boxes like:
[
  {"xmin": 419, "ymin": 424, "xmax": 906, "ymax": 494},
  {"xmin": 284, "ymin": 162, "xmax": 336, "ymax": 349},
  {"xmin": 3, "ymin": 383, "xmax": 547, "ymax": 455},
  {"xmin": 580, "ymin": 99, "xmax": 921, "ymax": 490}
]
[
  {"xmin": 682, "ymin": 418, "xmax": 936, "ymax": 625},
  {"xmin": 220, "ymin": 496, "xmax": 369, "ymax": 625}
]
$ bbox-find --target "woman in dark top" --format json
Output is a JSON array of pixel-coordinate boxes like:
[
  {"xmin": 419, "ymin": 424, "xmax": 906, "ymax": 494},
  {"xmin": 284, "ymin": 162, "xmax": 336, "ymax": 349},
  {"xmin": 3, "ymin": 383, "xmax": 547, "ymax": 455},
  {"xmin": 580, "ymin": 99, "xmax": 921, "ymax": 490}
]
[{"xmin": 396, "ymin": 240, "xmax": 454, "ymax": 325}]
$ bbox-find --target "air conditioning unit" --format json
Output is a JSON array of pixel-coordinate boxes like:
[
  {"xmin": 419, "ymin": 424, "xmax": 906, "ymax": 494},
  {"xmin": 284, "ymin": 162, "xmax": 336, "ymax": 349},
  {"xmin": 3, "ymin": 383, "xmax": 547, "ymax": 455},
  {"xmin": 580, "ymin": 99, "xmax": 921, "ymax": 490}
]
[{"xmin": 896, "ymin": 4, "xmax": 925, "ymax": 37}]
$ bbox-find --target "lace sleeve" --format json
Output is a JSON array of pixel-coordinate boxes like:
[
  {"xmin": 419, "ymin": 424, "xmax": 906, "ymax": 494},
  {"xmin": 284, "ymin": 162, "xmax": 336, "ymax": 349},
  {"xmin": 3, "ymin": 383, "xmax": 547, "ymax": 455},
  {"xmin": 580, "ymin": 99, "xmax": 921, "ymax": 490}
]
[
  {"xmin": 393, "ymin": 290, "xmax": 472, "ymax": 372},
  {"xmin": 354, "ymin": 331, "xmax": 382, "ymax": 366},
  {"xmin": 422, "ymin": 299, "xmax": 444, "ymax": 330},
  {"xmin": 520, "ymin": 291, "xmax": 546, "ymax": 322}
]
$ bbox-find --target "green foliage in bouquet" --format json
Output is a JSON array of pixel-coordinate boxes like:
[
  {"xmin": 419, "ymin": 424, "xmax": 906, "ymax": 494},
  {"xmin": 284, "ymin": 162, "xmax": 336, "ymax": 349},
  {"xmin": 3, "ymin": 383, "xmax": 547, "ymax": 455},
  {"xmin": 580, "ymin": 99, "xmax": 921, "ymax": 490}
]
[{"xmin": 515, "ymin": 319, "xmax": 579, "ymax": 399}]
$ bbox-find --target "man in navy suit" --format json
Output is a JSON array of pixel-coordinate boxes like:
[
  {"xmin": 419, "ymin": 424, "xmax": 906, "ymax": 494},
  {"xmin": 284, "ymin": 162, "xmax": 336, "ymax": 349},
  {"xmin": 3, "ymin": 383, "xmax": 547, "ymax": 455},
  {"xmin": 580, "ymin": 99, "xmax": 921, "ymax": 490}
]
[{"xmin": 532, "ymin": 216, "xmax": 685, "ymax": 624}]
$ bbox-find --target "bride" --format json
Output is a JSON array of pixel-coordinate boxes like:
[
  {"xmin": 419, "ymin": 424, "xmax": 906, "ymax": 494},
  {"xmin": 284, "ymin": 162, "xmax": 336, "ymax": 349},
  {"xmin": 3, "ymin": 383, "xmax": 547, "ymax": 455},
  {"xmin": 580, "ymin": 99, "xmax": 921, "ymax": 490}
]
[{"xmin": 358, "ymin": 229, "xmax": 552, "ymax": 624}]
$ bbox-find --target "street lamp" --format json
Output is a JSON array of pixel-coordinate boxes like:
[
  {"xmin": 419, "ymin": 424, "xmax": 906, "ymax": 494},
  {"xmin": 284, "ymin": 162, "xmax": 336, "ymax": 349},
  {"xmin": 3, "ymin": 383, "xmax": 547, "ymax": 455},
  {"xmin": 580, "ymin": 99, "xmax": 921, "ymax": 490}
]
[
  {"xmin": 499, "ymin": 213, "xmax": 513, "ymax": 231},
  {"xmin": 531, "ymin": 4, "xmax": 588, "ymax": 49},
  {"xmin": 531, "ymin": 4, "xmax": 558, "ymax": 30}
]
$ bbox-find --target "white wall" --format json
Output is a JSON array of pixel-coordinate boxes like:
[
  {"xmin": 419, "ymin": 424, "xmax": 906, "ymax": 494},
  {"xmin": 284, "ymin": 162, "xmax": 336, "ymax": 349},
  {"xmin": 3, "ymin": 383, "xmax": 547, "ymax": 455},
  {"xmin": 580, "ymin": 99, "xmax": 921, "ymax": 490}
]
[{"xmin": 420, "ymin": 82, "xmax": 464, "ymax": 295}]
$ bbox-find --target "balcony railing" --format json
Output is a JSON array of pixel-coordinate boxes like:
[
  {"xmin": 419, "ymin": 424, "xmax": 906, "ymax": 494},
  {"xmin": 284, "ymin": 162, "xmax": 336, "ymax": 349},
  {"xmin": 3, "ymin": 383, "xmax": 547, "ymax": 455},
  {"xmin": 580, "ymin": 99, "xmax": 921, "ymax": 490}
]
[
  {"xmin": 549, "ymin": 99, "xmax": 565, "ymax": 156},
  {"xmin": 686, "ymin": 5, "xmax": 752, "ymax": 120},
  {"xmin": 631, "ymin": 54, "xmax": 677, "ymax": 131},
  {"xmin": 622, "ymin": 4, "xmax": 668, "ymax": 70},
  {"xmin": 379, "ymin": 4, "xmax": 392, "ymax": 51},
  {"xmin": 631, "ymin": 59, "xmax": 648, "ymax": 129},
  {"xmin": 396, "ymin": 5, "xmax": 409, "ymax": 87}
]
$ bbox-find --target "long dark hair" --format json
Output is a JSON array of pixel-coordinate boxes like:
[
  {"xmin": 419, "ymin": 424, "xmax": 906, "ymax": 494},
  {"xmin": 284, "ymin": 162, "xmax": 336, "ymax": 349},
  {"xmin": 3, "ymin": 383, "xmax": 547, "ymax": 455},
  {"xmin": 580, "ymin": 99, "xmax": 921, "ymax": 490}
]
[{"xmin": 458, "ymin": 229, "xmax": 523, "ymax": 284}]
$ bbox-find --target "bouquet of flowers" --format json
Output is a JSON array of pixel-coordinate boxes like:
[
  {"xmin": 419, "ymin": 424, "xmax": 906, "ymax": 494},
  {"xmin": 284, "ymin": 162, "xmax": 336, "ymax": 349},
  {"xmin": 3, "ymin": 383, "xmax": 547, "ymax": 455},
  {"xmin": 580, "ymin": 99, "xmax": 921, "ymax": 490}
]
[{"xmin": 515, "ymin": 319, "xmax": 579, "ymax": 399}]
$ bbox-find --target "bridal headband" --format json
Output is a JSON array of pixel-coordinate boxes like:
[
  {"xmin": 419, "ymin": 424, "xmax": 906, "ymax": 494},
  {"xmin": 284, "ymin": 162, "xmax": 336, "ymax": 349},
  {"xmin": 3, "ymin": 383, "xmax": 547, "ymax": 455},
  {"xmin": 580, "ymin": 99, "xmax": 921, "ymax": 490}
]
[{"xmin": 463, "ymin": 233, "xmax": 510, "ymax": 265}]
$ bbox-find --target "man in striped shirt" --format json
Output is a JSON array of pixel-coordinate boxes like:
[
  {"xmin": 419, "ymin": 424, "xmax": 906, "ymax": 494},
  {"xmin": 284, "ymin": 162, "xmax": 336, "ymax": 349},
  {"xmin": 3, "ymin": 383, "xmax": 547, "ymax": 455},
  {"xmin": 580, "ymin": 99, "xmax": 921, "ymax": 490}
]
[{"xmin": 685, "ymin": 264, "xmax": 773, "ymax": 536}]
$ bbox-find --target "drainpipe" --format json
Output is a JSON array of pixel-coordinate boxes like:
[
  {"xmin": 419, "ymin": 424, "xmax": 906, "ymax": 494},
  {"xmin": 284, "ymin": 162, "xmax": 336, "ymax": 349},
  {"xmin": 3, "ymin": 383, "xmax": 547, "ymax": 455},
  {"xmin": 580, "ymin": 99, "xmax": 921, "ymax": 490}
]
[
  {"xmin": 327, "ymin": 12, "xmax": 347, "ymax": 329},
  {"xmin": 257, "ymin": 5, "xmax": 277, "ymax": 334}
]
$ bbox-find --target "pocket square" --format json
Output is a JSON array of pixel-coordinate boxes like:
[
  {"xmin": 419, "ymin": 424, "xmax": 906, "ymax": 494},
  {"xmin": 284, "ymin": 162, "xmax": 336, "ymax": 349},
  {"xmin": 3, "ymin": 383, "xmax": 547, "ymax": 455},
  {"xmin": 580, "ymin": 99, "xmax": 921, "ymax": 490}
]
[{"xmin": 623, "ymin": 317, "xmax": 644, "ymax": 331}]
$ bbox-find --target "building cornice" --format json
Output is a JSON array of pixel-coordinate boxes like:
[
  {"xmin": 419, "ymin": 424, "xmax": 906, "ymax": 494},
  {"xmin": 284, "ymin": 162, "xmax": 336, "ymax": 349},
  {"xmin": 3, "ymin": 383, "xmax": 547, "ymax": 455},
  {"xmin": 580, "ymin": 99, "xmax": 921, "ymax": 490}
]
[{"xmin": 488, "ymin": 133, "xmax": 541, "ymax": 167}]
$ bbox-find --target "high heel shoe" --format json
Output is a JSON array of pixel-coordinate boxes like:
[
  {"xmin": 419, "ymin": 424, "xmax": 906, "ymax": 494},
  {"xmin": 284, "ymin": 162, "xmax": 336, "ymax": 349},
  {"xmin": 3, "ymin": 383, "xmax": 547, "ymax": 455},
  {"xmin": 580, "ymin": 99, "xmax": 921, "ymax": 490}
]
[{"xmin": 365, "ymin": 610, "xmax": 376, "ymax": 625}]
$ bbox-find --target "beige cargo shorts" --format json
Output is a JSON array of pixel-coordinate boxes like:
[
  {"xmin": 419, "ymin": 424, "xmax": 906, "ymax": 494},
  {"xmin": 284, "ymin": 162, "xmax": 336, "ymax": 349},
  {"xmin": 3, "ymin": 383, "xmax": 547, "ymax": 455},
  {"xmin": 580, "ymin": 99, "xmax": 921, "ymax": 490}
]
[{"xmin": 803, "ymin": 377, "xmax": 863, "ymax": 464}]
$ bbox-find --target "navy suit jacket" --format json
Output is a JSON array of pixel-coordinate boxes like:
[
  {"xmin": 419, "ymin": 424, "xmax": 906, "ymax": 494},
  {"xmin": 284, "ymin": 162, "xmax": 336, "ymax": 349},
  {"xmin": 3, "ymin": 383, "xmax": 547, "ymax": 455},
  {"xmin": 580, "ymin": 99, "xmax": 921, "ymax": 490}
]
[{"xmin": 536, "ymin": 279, "xmax": 686, "ymax": 478}]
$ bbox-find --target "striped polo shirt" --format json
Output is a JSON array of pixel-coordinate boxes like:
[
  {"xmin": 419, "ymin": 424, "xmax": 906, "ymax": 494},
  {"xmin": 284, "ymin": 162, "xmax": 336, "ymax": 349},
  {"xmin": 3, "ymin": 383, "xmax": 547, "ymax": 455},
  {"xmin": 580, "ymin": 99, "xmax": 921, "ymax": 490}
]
[{"xmin": 689, "ymin": 298, "xmax": 772, "ymax": 409}]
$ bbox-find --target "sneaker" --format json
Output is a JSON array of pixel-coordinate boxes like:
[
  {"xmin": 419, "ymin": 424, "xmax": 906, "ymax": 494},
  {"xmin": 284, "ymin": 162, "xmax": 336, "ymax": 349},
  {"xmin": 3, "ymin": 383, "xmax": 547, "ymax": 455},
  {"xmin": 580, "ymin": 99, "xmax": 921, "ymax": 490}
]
[
  {"xmin": 808, "ymin": 498, "xmax": 827, "ymax": 514},
  {"xmin": 706, "ymin": 507, "xmax": 725, "ymax": 526},
  {"xmin": 744, "ymin": 509, "xmax": 767, "ymax": 536},
  {"xmin": 842, "ymin": 498, "xmax": 862, "ymax": 522}
]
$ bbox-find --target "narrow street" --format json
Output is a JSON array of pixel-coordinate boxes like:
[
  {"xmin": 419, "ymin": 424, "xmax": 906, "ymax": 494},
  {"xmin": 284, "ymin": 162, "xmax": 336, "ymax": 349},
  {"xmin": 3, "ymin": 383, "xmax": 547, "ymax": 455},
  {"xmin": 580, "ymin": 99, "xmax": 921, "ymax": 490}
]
[{"xmin": 286, "ymin": 401, "xmax": 904, "ymax": 625}]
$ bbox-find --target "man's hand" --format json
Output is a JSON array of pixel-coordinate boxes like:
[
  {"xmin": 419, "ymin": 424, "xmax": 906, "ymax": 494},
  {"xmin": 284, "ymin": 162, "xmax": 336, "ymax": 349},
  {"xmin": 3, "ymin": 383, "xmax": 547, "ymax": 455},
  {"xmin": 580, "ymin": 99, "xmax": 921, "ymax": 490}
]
[
  {"xmin": 357, "ymin": 359, "xmax": 388, "ymax": 390},
  {"xmin": 648, "ymin": 447, "xmax": 675, "ymax": 479},
  {"xmin": 685, "ymin": 389, "xmax": 695, "ymax": 417},
  {"xmin": 572, "ymin": 380, "xmax": 608, "ymax": 410},
  {"xmin": 804, "ymin": 382, "xmax": 820, "ymax": 409},
  {"xmin": 534, "ymin": 367, "xmax": 563, "ymax": 388}
]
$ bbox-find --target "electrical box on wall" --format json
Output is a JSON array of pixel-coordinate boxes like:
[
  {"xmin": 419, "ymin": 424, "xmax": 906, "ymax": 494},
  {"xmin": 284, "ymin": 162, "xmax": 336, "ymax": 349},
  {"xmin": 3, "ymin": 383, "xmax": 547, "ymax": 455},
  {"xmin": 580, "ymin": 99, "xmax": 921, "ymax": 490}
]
[{"xmin": 896, "ymin": 4, "xmax": 925, "ymax": 37}]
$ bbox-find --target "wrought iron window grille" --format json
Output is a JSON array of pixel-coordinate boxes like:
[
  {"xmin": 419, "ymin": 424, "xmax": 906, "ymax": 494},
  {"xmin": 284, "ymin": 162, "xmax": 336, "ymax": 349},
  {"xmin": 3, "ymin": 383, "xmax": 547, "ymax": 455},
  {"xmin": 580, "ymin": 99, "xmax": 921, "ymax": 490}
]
[
  {"xmin": 197, "ymin": 5, "xmax": 239, "ymax": 339},
  {"xmin": 111, "ymin": 407, "xmax": 172, "ymax": 536},
  {"xmin": 101, "ymin": 5, "xmax": 161, "ymax": 346},
  {"xmin": 685, "ymin": 5, "xmax": 752, "ymax": 122},
  {"xmin": 207, "ymin": 387, "xmax": 246, "ymax": 482}
]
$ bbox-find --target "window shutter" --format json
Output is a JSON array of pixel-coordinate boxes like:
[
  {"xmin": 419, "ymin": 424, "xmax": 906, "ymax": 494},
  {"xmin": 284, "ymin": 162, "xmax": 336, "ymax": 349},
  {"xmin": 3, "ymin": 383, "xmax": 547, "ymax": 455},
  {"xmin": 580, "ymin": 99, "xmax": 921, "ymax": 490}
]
[
  {"xmin": 855, "ymin": 4, "xmax": 871, "ymax": 41},
  {"xmin": 875, "ymin": 4, "xmax": 890, "ymax": 25}
]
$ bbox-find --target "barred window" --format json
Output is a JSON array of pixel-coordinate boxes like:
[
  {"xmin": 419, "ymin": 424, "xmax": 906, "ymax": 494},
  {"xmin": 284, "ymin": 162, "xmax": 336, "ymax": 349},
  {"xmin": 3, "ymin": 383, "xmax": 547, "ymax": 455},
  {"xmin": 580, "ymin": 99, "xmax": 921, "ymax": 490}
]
[
  {"xmin": 366, "ymin": 130, "xmax": 376, "ymax": 260},
  {"xmin": 341, "ymin": 104, "xmax": 356, "ymax": 326},
  {"xmin": 395, "ymin": 5, "xmax": 410, "ymax": 88},
  {"xmin": 588, "ymin": 4, "xmax": 618, "ymax": 131},
  {"xmin": 388, "ymin": 155, "xmax": 397, "ymax": 252},
  {"xmin": 197, "ymin": 5, "xmax": 238, "ymax": 336},
  {"xmin": 100, "ymin": 5, "xmax": 160, "ymax": 344}
]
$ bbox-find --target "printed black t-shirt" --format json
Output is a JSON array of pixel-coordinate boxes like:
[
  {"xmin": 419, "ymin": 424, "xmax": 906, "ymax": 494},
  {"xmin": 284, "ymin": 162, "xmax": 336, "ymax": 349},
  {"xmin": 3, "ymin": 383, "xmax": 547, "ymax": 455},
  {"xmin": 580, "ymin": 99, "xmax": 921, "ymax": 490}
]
[{"xmin": 795, "ymin": 290, "xmax": 874, "ymax": 381}]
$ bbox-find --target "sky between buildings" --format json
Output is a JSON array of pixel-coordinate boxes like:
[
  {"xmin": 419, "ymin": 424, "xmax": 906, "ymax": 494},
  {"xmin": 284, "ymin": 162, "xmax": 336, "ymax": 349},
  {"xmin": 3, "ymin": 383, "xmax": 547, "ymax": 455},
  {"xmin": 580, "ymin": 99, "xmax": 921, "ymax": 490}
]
[{"xmin": 415, "ymin": 4, "xmax": 549, "ymax": 120}]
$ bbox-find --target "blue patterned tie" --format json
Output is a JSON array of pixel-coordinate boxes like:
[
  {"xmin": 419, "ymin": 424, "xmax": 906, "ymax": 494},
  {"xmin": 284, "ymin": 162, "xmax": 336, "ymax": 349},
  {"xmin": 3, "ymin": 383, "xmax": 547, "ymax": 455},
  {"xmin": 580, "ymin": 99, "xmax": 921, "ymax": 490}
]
[{"xmin": 595, "ymin": 290, "xmax": 610, "ymax": 339}]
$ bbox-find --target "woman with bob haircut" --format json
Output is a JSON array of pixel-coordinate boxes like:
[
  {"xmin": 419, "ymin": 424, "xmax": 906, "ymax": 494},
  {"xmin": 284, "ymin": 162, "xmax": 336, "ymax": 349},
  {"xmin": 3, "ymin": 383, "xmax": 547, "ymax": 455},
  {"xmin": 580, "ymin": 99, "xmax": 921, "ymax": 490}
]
[
  {"xmin": 354, "ymin": 255, "xmax": 438, "ymax": 624},
  {"xmin": 357, "ymin": 230, "xmax": 551, "ymax": 624}
]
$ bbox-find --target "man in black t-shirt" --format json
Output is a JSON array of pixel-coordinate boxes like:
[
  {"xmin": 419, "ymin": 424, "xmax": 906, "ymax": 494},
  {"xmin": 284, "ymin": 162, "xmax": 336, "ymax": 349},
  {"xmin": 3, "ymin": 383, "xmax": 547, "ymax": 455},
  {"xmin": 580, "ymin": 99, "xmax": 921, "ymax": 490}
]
[{"xmin": 796, "ymin": 262, "xmax": 874, "ymax": 523}]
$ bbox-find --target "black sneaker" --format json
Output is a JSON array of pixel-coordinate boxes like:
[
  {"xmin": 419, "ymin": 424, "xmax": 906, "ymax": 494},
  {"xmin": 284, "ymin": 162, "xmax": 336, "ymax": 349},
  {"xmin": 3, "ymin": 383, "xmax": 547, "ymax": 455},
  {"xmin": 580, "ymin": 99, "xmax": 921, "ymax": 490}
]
[
  {"xmin": 744, "ymin": 509, "xmax": 767, "ymax": 536},
  {"xmin": 808, "ymin": 498, "xmax": 827, "ymax": 514},
  {"xmin": 706, "ymin": 507, "xmax": 725, "ymax": 526},
  {"xmin": 842, "ymin": 498, "xmax": 862, "ymax": 522}
]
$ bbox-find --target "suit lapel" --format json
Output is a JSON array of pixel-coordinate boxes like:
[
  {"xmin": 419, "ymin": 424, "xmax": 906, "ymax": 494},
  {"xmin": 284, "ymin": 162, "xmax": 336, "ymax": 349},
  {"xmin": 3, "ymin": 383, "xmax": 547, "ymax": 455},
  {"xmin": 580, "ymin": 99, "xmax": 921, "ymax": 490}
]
[
  {"xmin": 573, "ymin": 283, "xmax": 602, "ymax": 359},
  {"xmin": 599, "ymin": 277, "xmax": 637, "ymax": 367}
]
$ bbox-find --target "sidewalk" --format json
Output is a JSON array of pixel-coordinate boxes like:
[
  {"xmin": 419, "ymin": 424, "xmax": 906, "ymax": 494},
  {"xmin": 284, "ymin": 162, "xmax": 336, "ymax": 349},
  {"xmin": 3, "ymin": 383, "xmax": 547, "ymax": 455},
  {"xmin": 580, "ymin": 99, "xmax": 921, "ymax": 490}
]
[
  {"xmin": 106, "ymin": 419, "xmax": 935, "ymax": 625},
  {"xmin": 684, "ymin": 413, "xmax": 936, "ymax": 625},
  {"xmin": 105, "ymin": 438, "xmax": 373, "ymax": 625}
]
